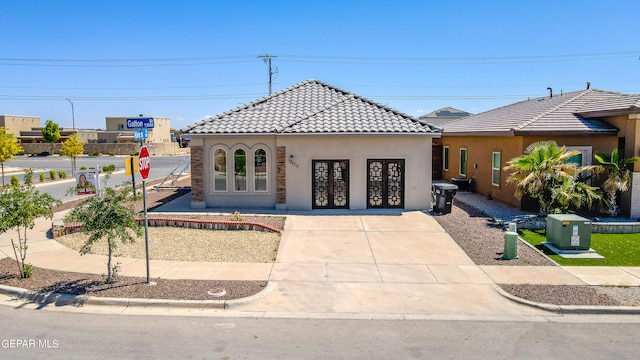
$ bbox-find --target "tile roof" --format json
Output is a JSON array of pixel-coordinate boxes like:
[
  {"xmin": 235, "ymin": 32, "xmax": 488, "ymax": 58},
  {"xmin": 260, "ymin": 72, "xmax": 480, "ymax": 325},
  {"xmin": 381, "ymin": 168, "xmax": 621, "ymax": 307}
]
[
  {"xmin": 576, "ymin": 94, "xmax": 640, "ymax": 116},
  {"xmin": 439, "ymin": 89, "xmax": 625, "ymax": 136},
  {"xmin": 183, "ymin": 79, "xmax": 437, "ymax": 135}
]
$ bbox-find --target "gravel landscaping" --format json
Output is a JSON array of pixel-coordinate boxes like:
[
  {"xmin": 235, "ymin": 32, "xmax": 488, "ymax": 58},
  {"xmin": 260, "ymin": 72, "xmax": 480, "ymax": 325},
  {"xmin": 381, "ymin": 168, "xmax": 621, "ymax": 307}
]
[
  {"xmin": 0, "ymin": 178, "xmax": 277, "ymax": 301},
  {"xmin": 435, "ymin": 201, "xmax": 640, "ymax": 307}
]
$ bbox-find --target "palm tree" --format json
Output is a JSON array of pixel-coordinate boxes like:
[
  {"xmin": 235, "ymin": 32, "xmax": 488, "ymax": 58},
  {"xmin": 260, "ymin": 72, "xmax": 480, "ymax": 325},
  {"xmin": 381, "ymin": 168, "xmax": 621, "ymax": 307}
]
[
  {"xmin": 594, "ymin": 149, "xmax": 640, "ymax": 217},
  {"xmin": 504, "ymin": 141, "xmax": 603, "ymax": 216}
]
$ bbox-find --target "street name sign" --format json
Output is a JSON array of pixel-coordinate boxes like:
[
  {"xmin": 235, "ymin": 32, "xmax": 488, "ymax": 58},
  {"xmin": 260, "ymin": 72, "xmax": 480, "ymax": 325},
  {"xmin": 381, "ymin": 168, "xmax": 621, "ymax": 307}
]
[{"xmin": 126, "ymin": 117, "xmax": 155, "ymax": 129}]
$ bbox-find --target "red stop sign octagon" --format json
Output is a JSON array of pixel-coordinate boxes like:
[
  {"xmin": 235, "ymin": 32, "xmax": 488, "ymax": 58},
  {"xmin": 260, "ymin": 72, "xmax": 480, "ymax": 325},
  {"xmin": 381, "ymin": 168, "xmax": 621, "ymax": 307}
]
[{"xmin": 138, "ymin": 146, "xmax": 151, "ymax": 180}]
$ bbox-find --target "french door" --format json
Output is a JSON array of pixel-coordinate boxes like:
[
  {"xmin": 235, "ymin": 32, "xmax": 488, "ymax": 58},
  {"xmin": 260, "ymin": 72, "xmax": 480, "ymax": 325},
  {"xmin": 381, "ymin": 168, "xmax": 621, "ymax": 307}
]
[
  {"xmin": 312, "ymin": 160, "xmax": 349, "ymax": 209},
  {"xmin": 367, "ymin": 159, "xmax": 404, "ymax": 208}
]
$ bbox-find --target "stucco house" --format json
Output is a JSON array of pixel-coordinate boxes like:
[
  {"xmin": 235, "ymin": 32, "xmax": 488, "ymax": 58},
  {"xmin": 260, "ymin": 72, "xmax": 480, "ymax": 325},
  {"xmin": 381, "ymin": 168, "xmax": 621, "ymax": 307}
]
[
  {"xmin": 182, "ymin": 79, "xmax": 440, "ymax": 211},
  {"xmin": 437, "ymin": 88, "xmax": 640, "ymax": 218}
]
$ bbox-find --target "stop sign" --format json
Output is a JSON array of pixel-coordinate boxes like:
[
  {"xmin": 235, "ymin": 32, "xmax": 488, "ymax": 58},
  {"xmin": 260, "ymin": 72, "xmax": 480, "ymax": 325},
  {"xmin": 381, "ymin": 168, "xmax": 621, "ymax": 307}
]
[{"xmin": 138, "ymin": 146, "xmax": 151, "ymax": 180}]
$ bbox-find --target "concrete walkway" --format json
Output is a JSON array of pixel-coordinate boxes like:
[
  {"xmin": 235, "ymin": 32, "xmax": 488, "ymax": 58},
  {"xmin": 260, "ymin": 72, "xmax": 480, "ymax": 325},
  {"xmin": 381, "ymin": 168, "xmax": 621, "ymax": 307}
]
[{"xmin": 1, "ymin": 193, "xmax": 639, "ymax": 317}]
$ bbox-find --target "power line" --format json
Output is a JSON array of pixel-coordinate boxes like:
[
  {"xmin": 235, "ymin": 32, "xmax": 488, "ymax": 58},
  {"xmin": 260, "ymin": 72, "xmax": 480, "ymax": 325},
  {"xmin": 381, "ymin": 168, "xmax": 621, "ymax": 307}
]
[{"xmin": 1, "ymin": 51, "xmax": 635, "ymax": 67}]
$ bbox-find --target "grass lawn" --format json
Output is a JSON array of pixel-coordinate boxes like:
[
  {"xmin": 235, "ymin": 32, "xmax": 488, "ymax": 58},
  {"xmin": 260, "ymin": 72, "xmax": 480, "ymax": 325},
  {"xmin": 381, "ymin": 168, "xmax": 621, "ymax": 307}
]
[{"xmin": 520, "ymin": 230, "xmax": 640, "ymax": 266}]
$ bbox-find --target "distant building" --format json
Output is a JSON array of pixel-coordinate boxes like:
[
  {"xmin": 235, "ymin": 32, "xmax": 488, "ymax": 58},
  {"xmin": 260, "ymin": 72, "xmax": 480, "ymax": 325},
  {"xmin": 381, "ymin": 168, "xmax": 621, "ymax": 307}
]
[
  {"xmin": 0, "ymin": 115, "xmax": 40, "ymax": 136},
  {"xmin": 418, "ymin": 107, "xmax": 472, "ymax": 126}
]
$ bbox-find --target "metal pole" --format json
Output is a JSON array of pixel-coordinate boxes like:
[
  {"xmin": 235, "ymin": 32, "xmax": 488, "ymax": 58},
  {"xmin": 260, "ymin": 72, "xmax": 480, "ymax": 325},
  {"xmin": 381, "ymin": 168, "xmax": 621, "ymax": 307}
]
[
  {"xmin": 65, "ymin": 98, "xmax": 75, "ymax": 133},
  {"xmin": 143, "ymin": 178, "xmax": 150, "ymax": 284},
  {"xmin": 130, "ymin": 157, "xmax": 137, "ymax": 197}
]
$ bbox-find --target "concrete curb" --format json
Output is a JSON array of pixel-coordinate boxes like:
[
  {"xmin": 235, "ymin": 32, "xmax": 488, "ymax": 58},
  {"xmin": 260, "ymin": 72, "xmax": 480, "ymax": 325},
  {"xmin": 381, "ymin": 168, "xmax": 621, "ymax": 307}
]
[
  {"xmin": 493, "ymin": 284, "xmax": 640, "ymax": 315},
  {"xmin": 0, "ymin": 280, "xmax": 275, "ymax": 310},
  {"xmin": 493, "ymin": 284, "xmax": 562, "ymax": 314}
]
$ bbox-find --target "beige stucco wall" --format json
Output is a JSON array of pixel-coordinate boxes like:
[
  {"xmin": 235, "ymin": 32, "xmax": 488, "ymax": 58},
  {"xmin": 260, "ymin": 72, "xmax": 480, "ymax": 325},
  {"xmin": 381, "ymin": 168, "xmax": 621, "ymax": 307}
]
[
  {"xmin": 279, "ymin": 134, "xmax": 433, "ymax": 211},
  {"xmin": 0, "ymin": 115, "xmax": 40, "ymax": 136},
  {"xmin": 194, "ymin": 134, "xmax": 434, "ymax": 211}
]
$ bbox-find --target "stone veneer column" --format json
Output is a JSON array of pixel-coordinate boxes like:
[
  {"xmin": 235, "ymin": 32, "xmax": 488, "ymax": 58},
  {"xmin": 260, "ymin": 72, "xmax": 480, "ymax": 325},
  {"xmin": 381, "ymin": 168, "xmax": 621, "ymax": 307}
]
[
  {"xmin": 190, "ymin": 146, "xmax": 204, "ymax": 204},
  {"xmin": 276, "ymin": 146, "xmax": 286, "ymax": 207}
]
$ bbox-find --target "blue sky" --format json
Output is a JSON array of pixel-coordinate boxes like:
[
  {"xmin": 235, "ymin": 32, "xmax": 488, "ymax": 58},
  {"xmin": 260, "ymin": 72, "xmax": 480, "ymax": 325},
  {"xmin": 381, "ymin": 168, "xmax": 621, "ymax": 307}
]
[{"xmin": 1, "ymin": 0, "xmax": 639, "ymax": 130}]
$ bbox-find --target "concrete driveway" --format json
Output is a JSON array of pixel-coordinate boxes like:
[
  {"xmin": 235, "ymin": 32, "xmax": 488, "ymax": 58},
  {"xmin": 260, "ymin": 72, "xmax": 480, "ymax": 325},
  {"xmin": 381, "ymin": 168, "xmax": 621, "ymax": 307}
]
[{"xmin": 236, "ymin": 211, "xmax": 552, "ymax": 318}]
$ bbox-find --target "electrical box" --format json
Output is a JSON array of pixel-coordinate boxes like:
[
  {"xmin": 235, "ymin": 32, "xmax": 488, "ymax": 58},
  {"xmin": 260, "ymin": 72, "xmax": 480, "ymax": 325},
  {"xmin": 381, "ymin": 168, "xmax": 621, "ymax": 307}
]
[{"xmin": 546, "ymin": 214, "xmax": 592, "ymax": 250}]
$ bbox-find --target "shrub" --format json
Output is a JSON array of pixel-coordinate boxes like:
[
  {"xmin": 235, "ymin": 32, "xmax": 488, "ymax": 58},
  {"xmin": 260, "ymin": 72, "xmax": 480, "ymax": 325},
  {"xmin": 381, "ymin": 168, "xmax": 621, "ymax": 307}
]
[
  {"xmin": 39, "ymin": 172, "xmax": 46, "ymax": 182},
  {"xmin": 89, "ymin": 151, "xmax": 101, "ymax": 157},
  {"xmin": 58, "ymin": 170, "xmax": 67, "ymax": 179},
  {"xmin": 49, "ymin": 169, "xmax": 57, "ymax": 180},
  {"xmin": 38, "ymin": 151, "xmax": 50, "ymax": 157},
  {"xmin": 10, "ymin": 175, "xmax": 19, "ymax": 186},
  {"xmin": 16, "ymin": 150, "xmax": 25, "ymax": 156},
  {"xmin": 80, "ymin": 166, "xmax": 87, "ymax": 170},
  {"xmin": 131, "ymin": 152, "xmax": 139, "ymax": 156},
  {"xmin": 21, "ymin": 263, "xmax": 34, "ymax": 278},
  {"xmin": 23, "ymin": 168, "xmax": 33, "ymax": 185},
  {"xmin": 108, "ymin": 151, "xmax": 115, "ymax": 156}
]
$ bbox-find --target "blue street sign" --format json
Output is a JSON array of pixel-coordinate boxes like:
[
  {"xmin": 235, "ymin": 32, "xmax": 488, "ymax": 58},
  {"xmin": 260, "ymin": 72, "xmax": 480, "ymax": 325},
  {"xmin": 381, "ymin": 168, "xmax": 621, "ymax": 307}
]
[
  {"xmin": 126, "ymin": 117, "xmax": 155, "ymax": 129},
  {"xmin": 134, "ymin": 128, "xmax": 148, "ymax": 141}
]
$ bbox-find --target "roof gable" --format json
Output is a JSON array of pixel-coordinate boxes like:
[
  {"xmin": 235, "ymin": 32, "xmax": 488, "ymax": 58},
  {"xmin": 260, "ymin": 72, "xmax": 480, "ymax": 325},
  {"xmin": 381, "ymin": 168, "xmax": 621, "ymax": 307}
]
[{"xmin": 183, "ymin": 79, "xmax": 436, "ymax": 135}]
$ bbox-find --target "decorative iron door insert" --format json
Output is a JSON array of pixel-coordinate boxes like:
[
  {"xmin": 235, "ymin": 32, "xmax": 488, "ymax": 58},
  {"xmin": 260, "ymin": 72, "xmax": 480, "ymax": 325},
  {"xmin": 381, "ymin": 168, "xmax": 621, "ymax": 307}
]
[
  {"xmin": 313, "ymin": 160, "xmax": 349, "ymax": 209},
  {"xmin": 367, "ymin": 159, "xmax": 405, "ymax": 208}
]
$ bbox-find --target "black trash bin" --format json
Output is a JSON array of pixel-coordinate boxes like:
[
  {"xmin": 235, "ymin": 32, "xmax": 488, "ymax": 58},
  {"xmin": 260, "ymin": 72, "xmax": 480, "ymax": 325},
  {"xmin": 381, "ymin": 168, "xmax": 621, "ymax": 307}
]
[{"xmin": 432, "ymin": 183, "xmax": 458, "ymax": 214}]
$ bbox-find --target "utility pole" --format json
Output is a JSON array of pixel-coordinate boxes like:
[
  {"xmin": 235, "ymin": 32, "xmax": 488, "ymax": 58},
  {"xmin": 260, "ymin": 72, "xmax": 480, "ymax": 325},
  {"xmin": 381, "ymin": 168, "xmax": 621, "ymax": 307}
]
[{"xmin": 257, "ymin": 54, "xmax": 278, "ymax": 95}]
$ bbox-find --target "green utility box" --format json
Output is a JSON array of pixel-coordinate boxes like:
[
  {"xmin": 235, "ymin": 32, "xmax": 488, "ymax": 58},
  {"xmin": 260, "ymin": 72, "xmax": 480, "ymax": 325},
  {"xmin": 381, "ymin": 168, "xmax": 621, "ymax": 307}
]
[
  {"xmin": 503, "ymin": 231, "xmax": 518, "ymax": 259},
  {"xmin": 546, "ymin": 214, "xmax": 592, "ymax": 250}
]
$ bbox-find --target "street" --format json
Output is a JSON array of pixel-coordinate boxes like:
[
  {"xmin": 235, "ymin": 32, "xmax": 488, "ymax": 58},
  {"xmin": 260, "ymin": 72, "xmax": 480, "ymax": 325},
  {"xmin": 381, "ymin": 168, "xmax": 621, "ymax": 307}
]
[
  {"xmin": 1, "ymin": 155, "xmax": 190, "ymax": 202},
  {"xmin": 1, "ymin": 306, "xmax": 639, "ymax": 359}
]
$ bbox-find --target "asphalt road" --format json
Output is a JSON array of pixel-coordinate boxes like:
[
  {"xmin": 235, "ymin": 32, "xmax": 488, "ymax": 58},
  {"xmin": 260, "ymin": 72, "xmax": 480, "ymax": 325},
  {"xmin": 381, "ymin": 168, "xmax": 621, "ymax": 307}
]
[
  {"xmin": 1, "ymin": 307, "xmax": 639, "ymax": 359},
  {"xmin": 1, "ymin": 155, "xmax": 190, "ymax": 202}
]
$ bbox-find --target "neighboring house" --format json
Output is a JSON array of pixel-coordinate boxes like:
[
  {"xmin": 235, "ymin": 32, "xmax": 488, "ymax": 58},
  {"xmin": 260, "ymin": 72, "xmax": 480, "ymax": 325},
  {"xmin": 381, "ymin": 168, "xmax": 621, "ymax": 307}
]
[
  {"xmin": 182, "ymin": 79, "xmax": 440, "ymax": 211},
  {"xmin": 418, "ymin": 107, "xmax": 472, "ymax": 180},
  {"xmin": 418, "ymin": 107, "xmax": 472, "ymax": 127},
  {"xmin": 438, "ymin": 88, "xmax": 640, "ymax": 218}
]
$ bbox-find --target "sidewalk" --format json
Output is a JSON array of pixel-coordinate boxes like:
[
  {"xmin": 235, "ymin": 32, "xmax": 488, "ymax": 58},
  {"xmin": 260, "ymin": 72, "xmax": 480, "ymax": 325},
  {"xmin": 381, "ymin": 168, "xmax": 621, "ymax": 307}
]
[{"xmin": 1, "ymin": 193, "xmax": 639, "ymax": 317}]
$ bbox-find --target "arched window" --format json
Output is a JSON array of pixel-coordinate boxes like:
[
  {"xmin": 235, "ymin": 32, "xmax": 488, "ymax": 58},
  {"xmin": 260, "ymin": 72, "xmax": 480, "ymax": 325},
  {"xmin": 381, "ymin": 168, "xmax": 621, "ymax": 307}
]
[
  {"xmin": 213, "ymin": 148, "xmax": 227, "ymax": 191},
  {"xmin": 234, "ymin": 149, "xmax": 247, "ymax": 191},
  {"xmin": 254, "ymin": 148, "xmax": 267, "ymax": 191}
]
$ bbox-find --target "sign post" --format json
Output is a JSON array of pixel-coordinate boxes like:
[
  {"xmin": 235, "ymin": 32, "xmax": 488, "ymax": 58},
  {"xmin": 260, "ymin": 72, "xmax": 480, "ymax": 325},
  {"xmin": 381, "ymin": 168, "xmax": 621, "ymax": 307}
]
[
  {"xmin": 124, "ymin": 156, "xmax": 139, "ymax": 196},
  {"xmin": 138, "ymin": 146, "xmax": 152, "ymax": 284}
]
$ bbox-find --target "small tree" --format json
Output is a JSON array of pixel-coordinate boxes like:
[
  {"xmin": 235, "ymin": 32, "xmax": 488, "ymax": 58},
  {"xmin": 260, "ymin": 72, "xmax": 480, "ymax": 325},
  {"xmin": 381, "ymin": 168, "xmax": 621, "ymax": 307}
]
[
  {"xmin": 504, "ymin": 141, "xmax": 603, "ymax": 216},
  {"xmin": 594, "ymin": 149, "xmax": 640, "ymax": 217},
  {"xmin": 0, "ymin": 127, "xmax": 24, "ymax": 186},
  {"xmin": 0, "ymin": 184, "xmax": 61, "ymax": 278},
  {"xmin": 41, "ymin": 120, "xmax": 60, "ymax": 155},
  {"xmin": 65, "ymin": 186, "xmax": 142, "ymax": 283},
  {"xmin": 59, "ymin": 133, "xmax": 85, "ymax": 175}
]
